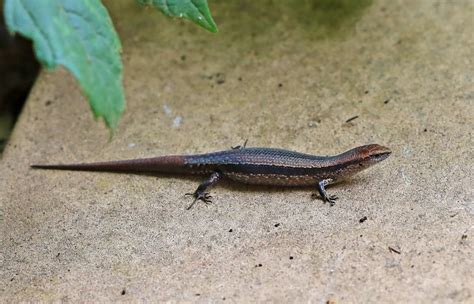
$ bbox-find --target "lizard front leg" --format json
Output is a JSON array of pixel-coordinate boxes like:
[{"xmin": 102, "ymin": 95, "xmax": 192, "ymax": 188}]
[
  {"xmin": 314, "ymin": 178, "xmax": 338, "ymax": 206},
  {"xmin": 185, "ymin": 170, "xmax": 222, "ymax": 209}
]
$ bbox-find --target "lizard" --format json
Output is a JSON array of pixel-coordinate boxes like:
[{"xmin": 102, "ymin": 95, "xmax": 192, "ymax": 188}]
[{"xmin": 31, "ymin": 143, "xmax": 391, "ymax": 209}]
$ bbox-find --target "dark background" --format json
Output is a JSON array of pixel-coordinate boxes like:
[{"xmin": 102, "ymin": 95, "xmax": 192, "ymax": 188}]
[{"xmin": 0, "ymin": 6, "xmax": 39, "ymax": 153}]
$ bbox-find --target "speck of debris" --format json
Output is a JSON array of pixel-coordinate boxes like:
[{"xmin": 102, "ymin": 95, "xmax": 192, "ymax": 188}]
[
  {"xmin": 172, "ymin": 116, "xmax": 182, "ymax": 128},
  {"xmin": 10, "ymin": 278, "xmax": 14, "ymax": 281},
  {"xmin": 45, "ymin": 100, "xmax": 52, "ymax": 106},
  {"xmin": 423, "ymin": 128, "xmax": 428, "ymax": 132},
  {"xmin": 255, "ymin": 263, "xmax": 263, "ymax": 268},
  {"xmin": 121, "ymin": 289, "xmax": 126, "ymax": 295},
  {"xmin": 274, "ymin": 223, "xmax": 280, "ymax": 227},
  {"xmin": 364, "ymin": 90, "xmax": 369, "ymax": 94},
  {"xmin": 195, "ymin": 293, "xmax": 201, "ymax": 296},
  {"xmin": 289, "ymin": 256, "xmax": 294, "ymax": 260},
  {"xmin": 345, "ymin": 115, "xmax": 359, "ymax": 123},
  {"xmin": 181, "ymin": 55, "xmax": 186, "ymax": 61},
  {"xmin": 228, "ymin": 229, "xmax": 233, "ymax": 232},
  {"xmin": 163, "ymin": 104, "xmax": 172, "ymax": 116},
  {"xmin": 56, "ymin": 252, "xmax": 60, "ymax": 257},
  {"xmin": 359, "ymin": 216, "xmax": 368, "ymax": 223},
  {"xmin": 238, "ymin": 77, "xmax": 242, "ymax": 81},
  {"xmin": 388, "ymin": 246, "xmax": 401, "ymax": 254},
  {"xmin": 214, "ymin": 73, "xmax": 225, "ymax": 84},
  {"xmin": 223, "ymin": 297, "xmax": 226, "ymax": 300},
  {"xmin": 384, "ymin": 99, "xmax": 390, "ymax": 104},
  {"xmin": 278, "ymin": 83, "xmax": 283, "ymax": 88},
  {"xmin": 461, "ymin": 234, "xmax": 467, "ymax": 240},
  {"xmin": 360, "ymin": 234, "xmax": 363, "ymax": 237}
]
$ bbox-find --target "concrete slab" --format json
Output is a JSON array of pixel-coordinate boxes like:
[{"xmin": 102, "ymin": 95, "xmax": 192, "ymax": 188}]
[{"xmin": 1, "ymin": 0, "xmax": 473, "ymax": 302}]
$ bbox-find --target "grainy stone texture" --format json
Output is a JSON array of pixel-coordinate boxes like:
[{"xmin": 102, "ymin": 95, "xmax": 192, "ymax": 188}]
[{"xmin": 1, "ymin": 0, "xmax": 473, "ymax": 302}]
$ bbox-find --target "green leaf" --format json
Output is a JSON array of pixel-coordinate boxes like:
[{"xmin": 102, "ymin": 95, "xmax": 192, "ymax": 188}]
[
  {"xmin": 138, "ymin": 0, "xmax": 217, "ymax": 33},
  {"xmin": 4, "ymin": 0, "xmax": 125, "ymax": 130}
]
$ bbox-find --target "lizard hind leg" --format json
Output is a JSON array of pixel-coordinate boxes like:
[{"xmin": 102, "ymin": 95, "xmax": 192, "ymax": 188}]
[
  {"xmin": 231, "ymin": 139, "xmax": 249, "ymax": 150},
  {"xmin": 185, "ymin": 170, "xmax": 222, "ymax": 210}
]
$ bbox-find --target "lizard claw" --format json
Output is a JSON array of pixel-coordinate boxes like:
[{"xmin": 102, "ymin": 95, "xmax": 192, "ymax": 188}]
[
  {"xmin": 200, "ymin": 192, "xmax": 213, "ymax": 204},
  {"xmin": 311, "ymin": 192, "xmax": 338, "ymax": 206},
  {"xmin": 326, "ymin": 194, "xmax": 338, "ymax": 206},
  {"xmin": 185, "ymin": 191, "xmax": 213, "ymax": 209}
]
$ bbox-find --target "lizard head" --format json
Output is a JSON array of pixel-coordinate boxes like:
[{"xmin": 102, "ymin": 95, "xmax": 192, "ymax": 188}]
[
  {"xmin": 329, "ymin": 144, "xmax": 391, "ymax": 180},
  {"xmin": 356, "ymin": 144, "xmax": 392, "ymax": 164}
]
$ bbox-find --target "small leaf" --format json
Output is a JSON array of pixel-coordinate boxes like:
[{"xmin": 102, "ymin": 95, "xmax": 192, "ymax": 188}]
[
  {"xmin": 4, "ymin": 0, "xmax": 125, "ymax": 129},
  {"xmin": 138, "ymin": 0, "xmax": 217, "ymax": 33}
]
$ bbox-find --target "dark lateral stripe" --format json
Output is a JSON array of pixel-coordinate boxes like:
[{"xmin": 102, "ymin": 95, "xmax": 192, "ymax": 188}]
[
  {"xmin": 222, "ymin": 164, "xmax": 316, "ymax": 176},
  {"xmin": 221, "ymin": 159, "xmax": 361, "ymax": 176}
]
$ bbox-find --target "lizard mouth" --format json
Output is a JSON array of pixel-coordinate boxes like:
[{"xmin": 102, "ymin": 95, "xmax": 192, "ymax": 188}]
[
  {"xmin": 371, "ymin": 148, "xmax": 392, "ymax": 161},
  {"xmin": 362, "ymin": 144, "xmax": 392, "ymax": 162}
]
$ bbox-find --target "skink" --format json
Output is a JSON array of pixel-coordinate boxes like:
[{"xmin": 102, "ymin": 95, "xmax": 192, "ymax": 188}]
[{"xmin": 32, "ymin": 143, "xmax": 391, "ymax": 209}]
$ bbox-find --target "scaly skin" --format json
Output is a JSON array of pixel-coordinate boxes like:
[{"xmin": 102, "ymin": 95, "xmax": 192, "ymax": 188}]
[{"xmin": 32, "ymin": 144, "xmax": 391, "ymax": 208}]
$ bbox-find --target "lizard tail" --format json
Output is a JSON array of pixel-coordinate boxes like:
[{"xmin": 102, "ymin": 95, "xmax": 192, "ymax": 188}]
[{"xmin": 31, "ymin": 155, "xmax": 187, "ymax": 173}]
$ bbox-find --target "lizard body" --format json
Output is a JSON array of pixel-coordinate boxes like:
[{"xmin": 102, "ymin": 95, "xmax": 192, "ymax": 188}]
[{"xmin": 32, "ymin": 144, "xmax": 391, "ymax": 209}]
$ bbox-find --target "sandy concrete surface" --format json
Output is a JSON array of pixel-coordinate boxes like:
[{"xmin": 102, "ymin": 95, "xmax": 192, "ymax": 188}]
[{"xmin": 1, "ymin": 0, "xmax": 473, "ymax": 302}]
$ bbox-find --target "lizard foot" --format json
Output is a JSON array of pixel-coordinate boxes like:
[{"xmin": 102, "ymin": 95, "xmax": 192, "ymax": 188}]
[
  {"xmin": 185, "ymin": 191, "xmax": 213, "ymax": 210},
  {"xmin": 231, "ymin": 139, "xmax": 249, "ymax": 150},
  {"xmin": 311, "ymin": 193, "xmax": 338, "ymax": 206}
]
